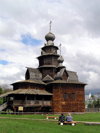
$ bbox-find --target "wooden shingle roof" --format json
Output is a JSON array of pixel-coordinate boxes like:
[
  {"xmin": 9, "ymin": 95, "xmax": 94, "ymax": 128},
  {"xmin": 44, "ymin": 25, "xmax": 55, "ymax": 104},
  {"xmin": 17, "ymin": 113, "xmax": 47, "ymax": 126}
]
[
  {"xmin": 49, "ymin": 79, "xmax": 86, "ymax": 85},
  {"xmin": 37, "ymin": 53, "xmax": 59, "ymax": 58},
  {"xmin": 42, "ymin": 75, "xmax": 54, "ymax": 82},
  {"xmin": 38, "ymin": 65, "xmax": 56, "ymax": 68},
  {"xmin": 25, "ymin": 68, "xmax": 42, "ymax": 80},
  {"xmin": 54, "ymin": 68, "xmax": 79, "ymax": 82},
  {"xmin": 12, "ymin": 80, "xmax": 46, "ymax": 85},
  {"xmin": 11, "ymin": 89, "xmax": 53, "ymax": 95},
  {"xmin": 0, "ymin": 89, "xmax": 53, "ymax": 98},
  {"xmin": 0, "ymin": 91, "xmax": 13, "ymax": 98},
  {"xmin": 54, "ymin": 68, "xmax": 66, "ymax": 80},
  {"xmin": 41, "ymin": 45, "xmax": 58, "ymax": 50},
  {"xmin": 67, "ymin": 70, "xmax": 78, "ymax": 81}
]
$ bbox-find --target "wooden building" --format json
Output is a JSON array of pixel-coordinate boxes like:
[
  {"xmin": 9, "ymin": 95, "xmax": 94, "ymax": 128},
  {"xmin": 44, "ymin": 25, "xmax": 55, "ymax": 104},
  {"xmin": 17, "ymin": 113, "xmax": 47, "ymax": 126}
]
[{"xmin": 0, "ymin": 30, "xmax": 86, "ymax": 112}]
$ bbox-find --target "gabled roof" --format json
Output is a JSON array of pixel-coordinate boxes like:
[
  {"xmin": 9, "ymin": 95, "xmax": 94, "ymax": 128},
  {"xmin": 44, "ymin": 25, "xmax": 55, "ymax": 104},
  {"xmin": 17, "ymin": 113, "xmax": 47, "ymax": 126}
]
[
  {"xmin": 67, "ymin": 71, "xmax": 78, "ymax": 81},
  {"xmin": 54, "ymin": 68, "xmax": 66, "ymax": 80},
  {"xmin": 25, "ymin": 68, "xmax": 42, "ymax": 80},
  {"xmin": 54, "ymin": 68, "xmax": 79, "ymax": 82},
  {"xmin": 42, "ymin": 75, "xmax": 54, "ymax": 82}
]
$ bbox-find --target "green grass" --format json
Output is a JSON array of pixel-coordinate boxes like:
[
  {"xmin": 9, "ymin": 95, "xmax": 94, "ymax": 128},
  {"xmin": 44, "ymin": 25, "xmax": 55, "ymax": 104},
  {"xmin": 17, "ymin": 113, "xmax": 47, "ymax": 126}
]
[
  {"xmin": 73, "ymin": 112, "xmax": 100, "ymax": 122},
  {"xmin": 0, "ymin": 112, "xmax": 100, "ymax": 122},
  {"xmin": 0, "ymin": 118, "xmax": 100, "ymax": 133},
  {"xmin": 0, "ymin": 113, "xmax": 45, "ymax": 119},
  {"xmin": 0, "ymin": 113, "xmax": 100, "ymax": 133}
]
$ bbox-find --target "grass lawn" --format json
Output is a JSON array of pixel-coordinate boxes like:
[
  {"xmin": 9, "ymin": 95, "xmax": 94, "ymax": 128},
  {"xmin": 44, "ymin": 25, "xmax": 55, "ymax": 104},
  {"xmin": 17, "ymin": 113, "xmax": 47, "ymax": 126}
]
[
  {"xmin": 0, "ymin": 118, "xmax": 100, "ymax": 133},
  {"xmin": 73, "ymin": 112, "xmax": 100, "ymax": 122},
  {"xmin": 0, "ymin": 112, "xmax": 100, "ymax": 122},
  {"xmin": 0, "ymin": 113, "xmax": 100, "ymax": 133}
]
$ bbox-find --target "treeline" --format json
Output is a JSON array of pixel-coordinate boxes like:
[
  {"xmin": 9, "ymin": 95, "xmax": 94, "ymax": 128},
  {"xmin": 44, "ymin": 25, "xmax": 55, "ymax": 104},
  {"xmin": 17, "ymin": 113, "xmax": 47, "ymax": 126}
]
[
  {"xmin": 88, "ymin": 95, "xmax": 100, "ymax": 108},
  {"xmin": 0, "ymin": 85, "xmax": 12, "ymax": 105},
  {"xmin": 0, "ymin": 84, "xmax": 12, "ymax": 95}
]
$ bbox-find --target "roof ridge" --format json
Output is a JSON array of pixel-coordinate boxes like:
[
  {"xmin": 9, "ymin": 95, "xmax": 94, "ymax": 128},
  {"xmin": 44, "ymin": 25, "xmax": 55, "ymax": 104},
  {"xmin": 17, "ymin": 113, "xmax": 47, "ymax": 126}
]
[{"xmin": 42, "ymin": 75, "xmax": 54, "ymax": 81}]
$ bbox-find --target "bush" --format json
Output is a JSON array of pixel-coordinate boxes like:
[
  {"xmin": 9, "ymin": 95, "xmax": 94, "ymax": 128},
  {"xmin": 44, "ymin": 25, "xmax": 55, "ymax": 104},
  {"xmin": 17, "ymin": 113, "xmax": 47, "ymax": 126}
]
[
  {"xmin": 0, "ymin": 98, "xmax": 3, "ymax": 105},
  {"xmin": 0, "ymin": 87, "xmax": 3, "ymax": 94}
]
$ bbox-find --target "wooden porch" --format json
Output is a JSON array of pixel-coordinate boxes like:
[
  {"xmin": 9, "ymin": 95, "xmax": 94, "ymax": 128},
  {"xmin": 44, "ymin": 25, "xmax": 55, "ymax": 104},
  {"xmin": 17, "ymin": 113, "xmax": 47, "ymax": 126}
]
[{"xmin": 13, "ymin": 100, "xmax": 51, "ymax": 107}]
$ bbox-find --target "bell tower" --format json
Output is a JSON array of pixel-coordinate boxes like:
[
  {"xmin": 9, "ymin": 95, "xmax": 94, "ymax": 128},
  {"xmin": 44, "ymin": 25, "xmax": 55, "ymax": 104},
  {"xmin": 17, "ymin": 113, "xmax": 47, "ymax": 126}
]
[{"xmin": 37, "ymin": 22, "xmax": 60, "ymax": 82}]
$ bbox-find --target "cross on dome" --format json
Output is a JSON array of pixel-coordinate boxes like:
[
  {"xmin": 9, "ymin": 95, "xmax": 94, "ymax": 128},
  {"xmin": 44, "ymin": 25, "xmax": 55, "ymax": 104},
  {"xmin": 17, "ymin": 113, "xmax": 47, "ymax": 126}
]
[
  {"xmin": 59, "ymin": 43, "xmax": 62, "ymax": 55},
  {"xmin": 49, "ymin": 21, "xmax": 52, "ymax": 32}
]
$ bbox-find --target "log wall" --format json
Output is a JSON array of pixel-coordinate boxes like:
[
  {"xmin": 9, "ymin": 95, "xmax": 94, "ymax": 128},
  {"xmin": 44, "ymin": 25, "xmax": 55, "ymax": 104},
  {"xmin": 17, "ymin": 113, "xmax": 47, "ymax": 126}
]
[
  {"xmin": 52, "ymin": 84, "xmax": 85, "ymax": 112},
  {"xmin": 13, "ymin": 83, "xmax": 45, "ymax": 90}
]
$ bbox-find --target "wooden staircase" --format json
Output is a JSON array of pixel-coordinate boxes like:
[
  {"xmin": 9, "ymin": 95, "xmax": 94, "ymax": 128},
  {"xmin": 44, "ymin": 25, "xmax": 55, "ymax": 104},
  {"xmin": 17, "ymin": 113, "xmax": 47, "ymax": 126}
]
[{"xmin": 0, "ymin": 102, "xmax": 8, "ymax": 111}]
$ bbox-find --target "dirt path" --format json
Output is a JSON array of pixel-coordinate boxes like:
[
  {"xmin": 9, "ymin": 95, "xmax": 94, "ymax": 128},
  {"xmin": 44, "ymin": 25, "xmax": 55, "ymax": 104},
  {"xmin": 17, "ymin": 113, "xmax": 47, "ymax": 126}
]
[{"xmin": 0, "ymin": 117, "xmax": 100, "ymax": 125}]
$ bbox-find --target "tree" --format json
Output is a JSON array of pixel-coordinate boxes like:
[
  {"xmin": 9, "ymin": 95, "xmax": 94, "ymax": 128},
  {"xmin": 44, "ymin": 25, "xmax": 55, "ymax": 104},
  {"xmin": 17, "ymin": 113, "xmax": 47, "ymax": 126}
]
[
  {"xmin": 0, "ymin": 84, "xmax": 12, "ymax": 94},
  {"xmin": 0, "ymin": 87, "xmax": 3, "ymax": 94},
  {"xmin": 91, "ymin": 95, "xmax": 95, "ymax": 101},
  {"xmin": 94, "ymin": 98, "xmax": 100, "ymax": 108}
]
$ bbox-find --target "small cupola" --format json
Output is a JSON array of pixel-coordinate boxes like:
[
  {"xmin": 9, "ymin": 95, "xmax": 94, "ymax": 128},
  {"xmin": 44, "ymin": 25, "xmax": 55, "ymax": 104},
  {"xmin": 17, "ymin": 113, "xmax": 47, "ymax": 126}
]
[
  {"xmin": 57, "ymin": 56, "xmax": 64, "ymax": 66},
  {"xmin": 45, "ymin": 32, "xmax": 55, "ymax": 42},
  {"xmin": 45, "ymin": 32, "xmax": 55, "ymax": 45}
]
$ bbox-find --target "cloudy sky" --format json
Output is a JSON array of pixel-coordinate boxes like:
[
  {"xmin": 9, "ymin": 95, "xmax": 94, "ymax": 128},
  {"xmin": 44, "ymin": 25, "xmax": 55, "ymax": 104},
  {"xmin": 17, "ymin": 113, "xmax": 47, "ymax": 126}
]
[{"xmin": 0, "ymin": 0, "xmax": 100, "ymax": 93}]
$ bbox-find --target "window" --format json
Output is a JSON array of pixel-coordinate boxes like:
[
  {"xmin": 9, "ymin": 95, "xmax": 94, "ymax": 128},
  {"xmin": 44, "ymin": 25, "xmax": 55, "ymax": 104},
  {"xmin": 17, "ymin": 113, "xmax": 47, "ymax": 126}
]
[
  {"xmin": 72, "ymin": 93, "xmax": 75, "ymax": 100},
  {"xmin": 64, "ymin": 93, "xmax": 67, "ymax": 100},
  {"xmin": 46, "ymin": 70, "xmax": 50, "ymax": 75}
]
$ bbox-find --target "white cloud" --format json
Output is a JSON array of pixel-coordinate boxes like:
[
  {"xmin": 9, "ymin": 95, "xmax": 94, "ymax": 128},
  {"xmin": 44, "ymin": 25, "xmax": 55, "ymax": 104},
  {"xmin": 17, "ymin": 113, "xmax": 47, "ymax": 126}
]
[{"xmin": 0, "ymin": 0, "xmax": 100, "ymax": 92}]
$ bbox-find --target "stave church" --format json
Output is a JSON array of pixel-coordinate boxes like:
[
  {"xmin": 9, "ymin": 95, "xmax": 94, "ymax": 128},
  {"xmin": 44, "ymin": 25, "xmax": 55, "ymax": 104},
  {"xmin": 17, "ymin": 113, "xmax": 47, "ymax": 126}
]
[{"xmin": 0, "ymin": 23, "xmax": 86, "ymax": 112}]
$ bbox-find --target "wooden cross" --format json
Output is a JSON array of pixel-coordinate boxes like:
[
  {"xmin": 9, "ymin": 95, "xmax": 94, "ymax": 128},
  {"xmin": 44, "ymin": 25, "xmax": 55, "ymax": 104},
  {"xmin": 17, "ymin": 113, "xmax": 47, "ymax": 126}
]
[
  {"xmin": 49, "ymin": 21, "xmax": 52, "ymax": 32},
  {"xmin": 59, "ymin": 43, "xmax": 62, "ymax": 55}
]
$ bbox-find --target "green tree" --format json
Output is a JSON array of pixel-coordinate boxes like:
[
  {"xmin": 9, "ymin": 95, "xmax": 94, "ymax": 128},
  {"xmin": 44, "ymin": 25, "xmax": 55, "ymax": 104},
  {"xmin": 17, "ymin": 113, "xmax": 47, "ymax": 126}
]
[
  {"xmin": 94, "ymin": 98, "xmax": 100, "ymax": 108},
  {"xmin": 0, "ymin": 87, "xmax": 3, "ymax": 105},
  {"xmin": 0, "ymin": 84, "xmax": 12, "ymax": 94},
  {"xmin": 0, "ymin": 87, "xmax": 3, "ymax": 94},
  {"xmin": 91, "ymin": 95, "xmax": 95, "ymax": 101}
]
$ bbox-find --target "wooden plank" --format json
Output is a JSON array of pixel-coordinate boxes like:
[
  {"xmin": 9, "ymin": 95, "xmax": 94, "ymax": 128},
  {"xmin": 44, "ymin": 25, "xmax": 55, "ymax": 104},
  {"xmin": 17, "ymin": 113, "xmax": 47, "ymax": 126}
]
[
  {"xmin": 59, "ymin": 121, "xmax": 76, "ymax": 126},
  {"xmin": 45, "ymin": 115, "xmax": 58, "ymax": 119}
]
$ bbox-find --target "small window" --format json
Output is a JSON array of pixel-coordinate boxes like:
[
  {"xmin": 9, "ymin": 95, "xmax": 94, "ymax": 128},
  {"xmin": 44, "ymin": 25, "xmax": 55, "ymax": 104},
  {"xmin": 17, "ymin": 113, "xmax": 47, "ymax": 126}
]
[
  {"xmin": 64, "ymin": 93, "xmax": 67, "ymax": 100},
  {"xmin": 46, "ymin": 70, "xmax": 50, "ymax": 75},
  {"xmin": 72, "ymin": 93, "xmax": 75, "ymax": 100}
]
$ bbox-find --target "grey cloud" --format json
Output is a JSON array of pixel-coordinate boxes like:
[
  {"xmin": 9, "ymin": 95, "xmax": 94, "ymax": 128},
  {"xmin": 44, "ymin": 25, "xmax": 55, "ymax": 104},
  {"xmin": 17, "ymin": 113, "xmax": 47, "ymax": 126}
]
[
  {"xmin": 71, "ymin": 0, "xmax": 100, "ymax": 37},
  {"xmin": 63, "ymin": 51, "xmax": 100, "ymax": 90},
  {"xmin": 0, "ymin": 0, "xmax": 100, "ymax": 92}
]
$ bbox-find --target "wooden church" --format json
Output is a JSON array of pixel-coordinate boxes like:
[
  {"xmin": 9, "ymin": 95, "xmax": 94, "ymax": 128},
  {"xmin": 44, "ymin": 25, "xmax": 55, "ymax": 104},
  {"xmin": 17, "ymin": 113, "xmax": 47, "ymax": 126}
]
[{"xmin": 0, "ymin": 25, "xmax": 86, "ymax": 112}]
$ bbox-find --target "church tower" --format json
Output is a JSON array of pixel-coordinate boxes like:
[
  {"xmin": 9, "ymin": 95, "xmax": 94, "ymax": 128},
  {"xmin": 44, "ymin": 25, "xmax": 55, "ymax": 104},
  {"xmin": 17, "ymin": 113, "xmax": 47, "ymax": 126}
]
[{"xmin": 37, "ymin": 31, "xmax": 59, "ymax": 82}]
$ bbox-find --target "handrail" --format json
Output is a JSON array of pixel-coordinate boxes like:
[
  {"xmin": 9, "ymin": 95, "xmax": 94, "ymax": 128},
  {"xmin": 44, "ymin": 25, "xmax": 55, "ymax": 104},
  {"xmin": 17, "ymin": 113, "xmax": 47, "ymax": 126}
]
[
  {"xmin": 0, "ymin": 102, "xmax": 8, "ymax": 111},
  {"xmin": 13, "ymin": 100, "xmax": 51, "ymax": 106}
]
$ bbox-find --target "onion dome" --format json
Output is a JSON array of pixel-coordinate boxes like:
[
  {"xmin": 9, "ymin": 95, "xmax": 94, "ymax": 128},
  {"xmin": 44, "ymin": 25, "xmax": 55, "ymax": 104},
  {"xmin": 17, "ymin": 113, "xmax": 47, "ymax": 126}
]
[
  {"xmin": 45, "ymin": 32, "xmax": 55, "ymax": 42},
  {"xmin": 57, "ymin": 56, "xmax": 64, "ymax": 63}
]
